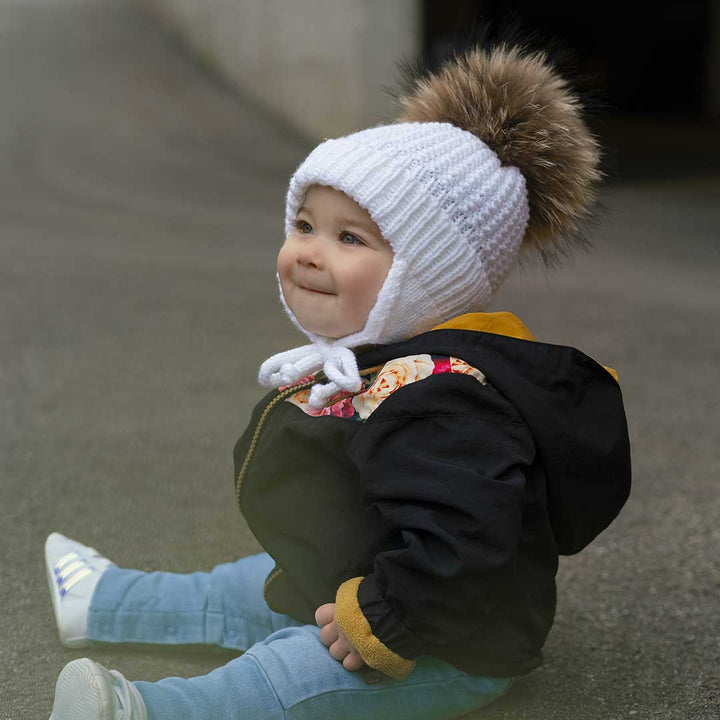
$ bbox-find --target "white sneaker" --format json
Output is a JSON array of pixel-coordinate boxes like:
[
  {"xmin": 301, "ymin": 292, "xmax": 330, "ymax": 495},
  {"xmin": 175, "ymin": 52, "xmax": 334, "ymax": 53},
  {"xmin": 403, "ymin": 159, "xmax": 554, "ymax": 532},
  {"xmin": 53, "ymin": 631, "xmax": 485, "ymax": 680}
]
[
  {"xmin": 49, "ymin": 658, "xmax": 147, "ymax": 720},
  {"xmin": 45, "ymin": 532, "xmax": 115, "ymax": 648}
]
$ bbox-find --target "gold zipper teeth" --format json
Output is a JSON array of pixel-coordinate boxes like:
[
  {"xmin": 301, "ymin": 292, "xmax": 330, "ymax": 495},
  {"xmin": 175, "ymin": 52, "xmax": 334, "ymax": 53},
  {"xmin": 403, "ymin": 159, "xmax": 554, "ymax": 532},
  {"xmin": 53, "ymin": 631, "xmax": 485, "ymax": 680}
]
[
  {"xmin": 235, "ymin": 378, "xmax": 317, "ymax": 506},
  {"xmin": 235, "ymin": 363, "xmax": 385, "ymax": 506},
  {"xmin": 263, "ymin": 566, "xmax": 284, "ymax": 598},
  {"xmin": 237, "ymin": 362, "xmax": 386, "ymax": 597}
]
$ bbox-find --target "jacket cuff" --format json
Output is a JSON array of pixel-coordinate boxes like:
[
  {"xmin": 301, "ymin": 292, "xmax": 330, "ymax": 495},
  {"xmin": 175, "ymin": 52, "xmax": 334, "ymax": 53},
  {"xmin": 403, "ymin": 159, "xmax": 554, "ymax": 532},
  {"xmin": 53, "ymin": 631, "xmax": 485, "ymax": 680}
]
[{"xmin": 335, "ymin": 577, "xmax": 417, "ymax": 680}]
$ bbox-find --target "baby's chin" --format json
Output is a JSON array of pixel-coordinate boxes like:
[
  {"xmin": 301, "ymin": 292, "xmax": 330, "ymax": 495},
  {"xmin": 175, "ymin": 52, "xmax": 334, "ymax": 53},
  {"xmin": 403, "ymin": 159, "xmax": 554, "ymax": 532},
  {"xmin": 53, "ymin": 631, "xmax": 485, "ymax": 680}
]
[
  {"xmin": 299, "ymin": 325, "xmax": 351, "ymax": 341},
  {"xmin": 295, "ymin": 314, "xmax": 364, "ymax": 341},
  {"xmin": 284, "ymin": 294, "xmax": 368, "ymax": 340}
]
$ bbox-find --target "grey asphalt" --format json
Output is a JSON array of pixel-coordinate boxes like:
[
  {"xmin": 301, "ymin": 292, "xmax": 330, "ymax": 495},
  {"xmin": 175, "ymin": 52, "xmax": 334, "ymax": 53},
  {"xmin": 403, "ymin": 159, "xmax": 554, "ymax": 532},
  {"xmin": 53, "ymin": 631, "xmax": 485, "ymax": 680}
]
[{"xmin": 1, "ymin": 1, "xmax": 718, "ymax": 719}]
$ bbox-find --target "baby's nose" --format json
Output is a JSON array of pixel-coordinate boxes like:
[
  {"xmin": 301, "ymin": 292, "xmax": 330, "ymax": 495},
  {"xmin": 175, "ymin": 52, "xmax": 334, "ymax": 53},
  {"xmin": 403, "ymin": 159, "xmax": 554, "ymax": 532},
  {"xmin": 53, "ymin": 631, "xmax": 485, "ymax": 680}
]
[{"xmin": 297, "ymin": 240, "xmax": 325, "ymax": 268}]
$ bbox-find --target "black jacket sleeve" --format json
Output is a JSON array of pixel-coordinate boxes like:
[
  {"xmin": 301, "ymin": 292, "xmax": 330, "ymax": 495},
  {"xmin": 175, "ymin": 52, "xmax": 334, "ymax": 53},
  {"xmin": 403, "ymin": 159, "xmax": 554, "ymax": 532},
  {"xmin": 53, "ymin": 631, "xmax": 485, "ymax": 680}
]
[{"xmin": 334, "ymin": 372, "xmax": 536, "ymax": 679}]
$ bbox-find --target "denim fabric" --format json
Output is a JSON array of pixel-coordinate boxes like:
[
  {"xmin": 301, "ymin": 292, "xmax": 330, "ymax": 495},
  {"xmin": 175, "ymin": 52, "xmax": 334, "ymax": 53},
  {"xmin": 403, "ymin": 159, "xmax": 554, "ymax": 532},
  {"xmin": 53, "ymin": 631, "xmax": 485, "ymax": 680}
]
[{"xmin": 87, "ymin": 552, "xmax": 512, "ymax": 720}]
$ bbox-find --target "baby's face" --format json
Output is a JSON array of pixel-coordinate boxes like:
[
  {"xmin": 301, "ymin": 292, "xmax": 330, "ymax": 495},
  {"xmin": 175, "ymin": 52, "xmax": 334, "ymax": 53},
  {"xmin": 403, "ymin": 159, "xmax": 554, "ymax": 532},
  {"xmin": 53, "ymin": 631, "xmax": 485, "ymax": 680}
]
[{"xmin": 277, "ymin": 184, "xmax": 394, "ymax": 339}]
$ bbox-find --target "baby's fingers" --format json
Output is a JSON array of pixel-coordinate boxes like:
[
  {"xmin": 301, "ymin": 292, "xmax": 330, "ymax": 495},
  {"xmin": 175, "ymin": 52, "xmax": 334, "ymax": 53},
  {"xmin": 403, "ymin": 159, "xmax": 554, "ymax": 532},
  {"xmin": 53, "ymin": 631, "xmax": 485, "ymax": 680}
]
[
  {"xmin": 329, "ymin": 636, "xmax": 350, "ymax": 662},
  {"xmin": 342, "ymin": 649, "xmax": 366, "ymax": 672},
  {"xmin": 319, "ymin": 619, "xmax": 339, "ymax": 648},
  {"xmin": 315, "ymin": 603, "xmax": 335, "ymax": 628},
  {"xmin": 329, "ymin": 629, "xmax": 366, "ymax": 671}
]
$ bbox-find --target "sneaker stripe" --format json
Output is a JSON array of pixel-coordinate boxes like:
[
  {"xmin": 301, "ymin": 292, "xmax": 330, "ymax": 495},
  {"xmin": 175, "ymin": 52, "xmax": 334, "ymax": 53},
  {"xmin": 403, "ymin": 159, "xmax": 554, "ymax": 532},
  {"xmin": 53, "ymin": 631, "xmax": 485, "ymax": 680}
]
[
  {"xmin": 56, "ymin": 559, "xmax": 87, "ymax": 579},
  {"xmin": 57, "ymin": 561, "xmax": 92, "ymax": 584},
  {"xmin": 55, "ymin": 551, "xmax": 82, "ymax": 571},
  {"xmin": 60, "ymin": 567, "xmax": 93, "ymax": 594}
]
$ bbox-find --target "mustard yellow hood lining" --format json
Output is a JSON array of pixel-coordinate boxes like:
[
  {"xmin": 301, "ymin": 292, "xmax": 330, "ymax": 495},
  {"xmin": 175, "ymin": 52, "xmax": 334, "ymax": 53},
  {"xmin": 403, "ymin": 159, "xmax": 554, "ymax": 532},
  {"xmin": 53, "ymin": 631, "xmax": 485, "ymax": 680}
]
[
  {"xmin": 432, "ymin": 311, "xmax": 537, "ymax": 341},
  {"xmin": 431, "ymin": 312, "xmax": 618, "ymax": 383}
]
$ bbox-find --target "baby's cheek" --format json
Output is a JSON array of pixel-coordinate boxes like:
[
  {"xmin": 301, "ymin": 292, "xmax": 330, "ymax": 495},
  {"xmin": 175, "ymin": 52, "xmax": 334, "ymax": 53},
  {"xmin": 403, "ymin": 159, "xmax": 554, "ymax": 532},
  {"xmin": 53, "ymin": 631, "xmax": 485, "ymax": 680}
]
[
  {"xmin": 276, "ymin": 244, "xmax": 292, "ymax": 278},
  {"xmin": 335, "ymin": 295, "xmax": 371, "ymax": 335},
  {"xmin": 347, "ymin": 272, "xmax": 381, "ymax": 315}
]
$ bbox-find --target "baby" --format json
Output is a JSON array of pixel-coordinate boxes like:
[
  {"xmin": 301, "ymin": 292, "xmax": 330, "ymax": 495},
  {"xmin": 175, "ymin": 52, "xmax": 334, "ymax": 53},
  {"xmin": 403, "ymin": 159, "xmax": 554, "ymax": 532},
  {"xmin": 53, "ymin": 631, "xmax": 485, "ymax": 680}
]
[{"xmin": 45, "ymin": 41, "xmax": 631, "ymax": 720}]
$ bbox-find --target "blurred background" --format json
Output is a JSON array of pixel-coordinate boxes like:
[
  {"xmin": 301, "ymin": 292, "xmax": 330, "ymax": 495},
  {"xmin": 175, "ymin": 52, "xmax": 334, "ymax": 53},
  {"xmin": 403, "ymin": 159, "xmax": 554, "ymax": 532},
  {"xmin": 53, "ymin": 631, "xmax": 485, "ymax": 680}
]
[
  {"xmin": 1, "ymin": 1, "xmax": 718, "ymax": 718},
  {"xmin": 145, "ymin": 0, "xmax": 720, "ymax": 176}
]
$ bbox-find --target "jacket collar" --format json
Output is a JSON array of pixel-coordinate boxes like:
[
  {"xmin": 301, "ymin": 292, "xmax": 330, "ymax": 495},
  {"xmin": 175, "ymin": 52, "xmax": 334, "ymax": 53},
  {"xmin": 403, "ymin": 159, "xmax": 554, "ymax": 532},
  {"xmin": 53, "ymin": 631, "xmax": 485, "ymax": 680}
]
[
  {"xmin": 355, "ymin": 310, "xmax": 618, "ymax": 383},
  {"xmin": 431, "ymin": 312, "xmax": 536, "ymax": 342}
]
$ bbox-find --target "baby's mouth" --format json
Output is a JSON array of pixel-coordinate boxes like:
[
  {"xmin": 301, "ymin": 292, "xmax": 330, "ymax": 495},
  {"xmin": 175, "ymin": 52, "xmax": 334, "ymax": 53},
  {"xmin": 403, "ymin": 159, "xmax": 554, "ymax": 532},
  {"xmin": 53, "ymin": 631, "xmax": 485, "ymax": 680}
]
[{"xmin": 298, "ymin": 283, "xmax": 334, "ymax": 295}]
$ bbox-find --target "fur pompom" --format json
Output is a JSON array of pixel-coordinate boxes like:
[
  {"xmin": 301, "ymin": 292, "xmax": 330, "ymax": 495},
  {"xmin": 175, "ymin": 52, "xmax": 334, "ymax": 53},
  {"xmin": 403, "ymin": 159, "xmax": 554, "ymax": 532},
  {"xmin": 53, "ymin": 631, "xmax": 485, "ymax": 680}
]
[{"xmin": 393, "ymin": 43, "xmax": 603, "ymax": 264}]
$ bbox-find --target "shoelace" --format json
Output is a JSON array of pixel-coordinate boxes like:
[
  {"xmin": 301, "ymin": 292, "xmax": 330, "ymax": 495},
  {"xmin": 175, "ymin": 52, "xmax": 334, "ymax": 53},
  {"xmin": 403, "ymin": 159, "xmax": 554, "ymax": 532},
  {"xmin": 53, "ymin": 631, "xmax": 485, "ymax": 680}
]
[{"xmin": 53, "ymin": 550, "xmax": 98, "ymax": 597}]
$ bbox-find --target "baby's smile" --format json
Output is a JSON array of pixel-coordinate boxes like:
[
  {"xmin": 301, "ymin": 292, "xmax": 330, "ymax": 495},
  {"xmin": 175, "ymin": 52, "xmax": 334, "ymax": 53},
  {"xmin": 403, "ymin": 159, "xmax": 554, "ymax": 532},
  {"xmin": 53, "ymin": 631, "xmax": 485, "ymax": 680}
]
[{"xmin": 296, "ymin": 280, "xmax": 335, "ymax": 295}]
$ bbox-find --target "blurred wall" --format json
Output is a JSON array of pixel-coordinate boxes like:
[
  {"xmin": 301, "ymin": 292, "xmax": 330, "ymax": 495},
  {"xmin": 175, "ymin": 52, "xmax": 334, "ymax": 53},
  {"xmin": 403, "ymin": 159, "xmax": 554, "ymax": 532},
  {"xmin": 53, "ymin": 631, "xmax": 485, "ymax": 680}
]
[{"xmin": 142, "ymin": 0, "xmax": 422, "ymax": 140}]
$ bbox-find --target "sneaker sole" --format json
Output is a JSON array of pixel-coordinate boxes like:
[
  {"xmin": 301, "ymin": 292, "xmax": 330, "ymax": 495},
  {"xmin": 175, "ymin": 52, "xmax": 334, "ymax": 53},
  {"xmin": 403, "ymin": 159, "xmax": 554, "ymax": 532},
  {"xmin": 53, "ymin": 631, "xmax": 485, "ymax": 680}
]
[{"xmin": 49, "ymin": 658, "xmax": 114, "ymax": 720}]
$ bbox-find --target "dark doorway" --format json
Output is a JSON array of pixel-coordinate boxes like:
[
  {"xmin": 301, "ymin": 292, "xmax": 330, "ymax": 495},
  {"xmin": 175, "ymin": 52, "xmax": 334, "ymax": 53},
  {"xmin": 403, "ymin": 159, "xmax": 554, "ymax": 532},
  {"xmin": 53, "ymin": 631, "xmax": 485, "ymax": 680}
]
[
  {"xmin": 422, "ymin": 0, "xmax": 714, "ymax": 117},
  {"xmin": 421, "ymin": 1, "xmax": 720, "ymax": 180}
]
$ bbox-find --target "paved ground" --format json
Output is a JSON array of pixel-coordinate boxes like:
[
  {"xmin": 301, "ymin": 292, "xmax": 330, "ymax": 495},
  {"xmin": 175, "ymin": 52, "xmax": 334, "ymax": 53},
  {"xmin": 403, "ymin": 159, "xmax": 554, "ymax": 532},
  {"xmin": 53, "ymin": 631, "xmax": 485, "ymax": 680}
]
[{"xmin": 1, "ymin": 1, "xmax": 718, "ymax": 718}]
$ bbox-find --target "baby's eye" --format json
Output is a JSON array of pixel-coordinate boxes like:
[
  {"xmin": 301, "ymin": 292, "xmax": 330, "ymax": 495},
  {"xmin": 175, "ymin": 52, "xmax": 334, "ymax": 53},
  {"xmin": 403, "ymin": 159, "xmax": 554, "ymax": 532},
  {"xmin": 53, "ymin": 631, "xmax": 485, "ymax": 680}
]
[
  {"xmin": 294, "ymin": 219, "xmax": 312, "ymax": 234},
  {"xmin": 339, "ymin": 232, "xmax": 363, "ymax": 246}
]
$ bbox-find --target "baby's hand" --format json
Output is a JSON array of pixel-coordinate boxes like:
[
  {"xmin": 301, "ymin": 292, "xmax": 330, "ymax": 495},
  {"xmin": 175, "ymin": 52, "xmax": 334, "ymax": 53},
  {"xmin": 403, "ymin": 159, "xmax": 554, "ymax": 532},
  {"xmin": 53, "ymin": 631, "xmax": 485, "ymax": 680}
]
[{"xmin": 315, "ymin": 602, "xmax": 366, "ymax": 672}]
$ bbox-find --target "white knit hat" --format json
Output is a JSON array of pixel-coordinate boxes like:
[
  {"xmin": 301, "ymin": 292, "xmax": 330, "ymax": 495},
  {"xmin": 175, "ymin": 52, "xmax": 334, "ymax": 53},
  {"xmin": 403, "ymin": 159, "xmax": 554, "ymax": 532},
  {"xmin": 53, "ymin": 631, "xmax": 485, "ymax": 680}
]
[
  {"xmin": 258, "ymin": 44, "xmax": 602, "ymax": 408},
  {"xmin": 258, "ymin": 121, "xmax": 529, "ymax": 407}
]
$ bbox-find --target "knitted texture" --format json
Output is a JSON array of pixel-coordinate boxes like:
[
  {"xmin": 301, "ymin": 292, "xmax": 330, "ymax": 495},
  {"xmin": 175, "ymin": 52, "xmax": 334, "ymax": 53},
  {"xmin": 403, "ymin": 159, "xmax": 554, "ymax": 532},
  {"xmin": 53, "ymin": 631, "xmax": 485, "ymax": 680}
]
[{"xmin": 259, "ymin": 121, "xmax": 530, "ymax": 407}]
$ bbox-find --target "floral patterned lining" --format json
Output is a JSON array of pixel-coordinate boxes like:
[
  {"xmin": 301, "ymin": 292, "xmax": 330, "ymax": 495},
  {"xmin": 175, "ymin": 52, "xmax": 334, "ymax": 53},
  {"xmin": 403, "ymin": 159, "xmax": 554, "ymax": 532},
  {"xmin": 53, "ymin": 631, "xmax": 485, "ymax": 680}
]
[{"xmin": 278, "ymin": 354, "xmax": 487, "ymax": 421}]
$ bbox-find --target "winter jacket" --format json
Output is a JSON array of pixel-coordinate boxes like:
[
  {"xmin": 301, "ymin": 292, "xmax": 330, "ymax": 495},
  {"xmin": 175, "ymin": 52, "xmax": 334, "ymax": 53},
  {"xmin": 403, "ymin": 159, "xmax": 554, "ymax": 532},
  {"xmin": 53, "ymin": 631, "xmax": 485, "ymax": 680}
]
[{"xmin": 233, "ymin": 312, "xmax": 631, "ymax": 681}]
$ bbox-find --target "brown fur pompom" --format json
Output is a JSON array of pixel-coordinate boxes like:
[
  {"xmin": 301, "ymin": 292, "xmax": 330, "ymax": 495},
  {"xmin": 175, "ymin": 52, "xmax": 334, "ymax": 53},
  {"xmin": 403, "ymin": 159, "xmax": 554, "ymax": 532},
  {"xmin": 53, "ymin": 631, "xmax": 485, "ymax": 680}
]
[{"xmin": 393, "ymin": 43, "xmax": 603, "ymax": 265}]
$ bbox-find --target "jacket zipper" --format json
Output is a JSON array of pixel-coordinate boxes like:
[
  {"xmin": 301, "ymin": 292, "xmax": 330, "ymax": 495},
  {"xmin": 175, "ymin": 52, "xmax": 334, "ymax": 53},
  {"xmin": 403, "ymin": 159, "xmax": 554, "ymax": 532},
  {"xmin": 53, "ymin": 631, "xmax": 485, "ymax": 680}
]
[
  {"xmin": 234, "ymin": 376, "xmax": 318, "ymax": 507},
  {"xmin": 263, "ymin": 565, "xmax": 284, "ymax": 600},
  {"xmin": 238, "ymin": 364, "xmax": 384, "ymax": 602},
  {"xmin": 243, "ymin": 373, "xmax": 324, "ymax": 604},
  {"xmin": 235, "ymin": 363, "xmax": 384, "ymax": 507}
]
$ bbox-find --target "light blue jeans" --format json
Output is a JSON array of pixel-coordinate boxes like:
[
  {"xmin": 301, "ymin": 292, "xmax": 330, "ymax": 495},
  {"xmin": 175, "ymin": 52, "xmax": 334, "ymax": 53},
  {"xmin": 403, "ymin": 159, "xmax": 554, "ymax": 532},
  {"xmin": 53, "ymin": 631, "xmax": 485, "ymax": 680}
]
[{"xmin": 86, "ymin": 552, "xmax": 512, "ymax": 720}]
